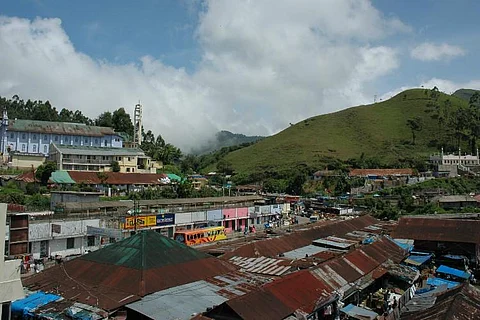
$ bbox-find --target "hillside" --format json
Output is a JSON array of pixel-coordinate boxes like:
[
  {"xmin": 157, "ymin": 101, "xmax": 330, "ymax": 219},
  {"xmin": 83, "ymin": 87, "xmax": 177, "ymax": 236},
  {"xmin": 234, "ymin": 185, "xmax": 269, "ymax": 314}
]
[
  {"xmin": 453, "ymin": 88, "xmax": 480, "ymax": 102},
  {"xmin": 214, "ymin": 89, "xmax": 469, "ymax": 178}
]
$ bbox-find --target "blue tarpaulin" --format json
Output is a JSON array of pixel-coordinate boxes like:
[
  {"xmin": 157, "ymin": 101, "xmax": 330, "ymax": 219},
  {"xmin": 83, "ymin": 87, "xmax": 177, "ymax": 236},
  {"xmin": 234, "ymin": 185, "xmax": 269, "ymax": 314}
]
[
  {"xmin": 436, "ymin": 265, "xmax": 471, "ymax": 280},
  {"xmin": 426, "ymin": 277, "xmax": 460, "ymax": 289},
  {"xmin": 393, "ymin": 239, "xmax": 413, "ymax": 252},
  {"xmin": 11, "ymin": 291, "xmax": 61, "ymax": 317},
  {"xmin": 404, "ymin": 254, "xmax": 432, "ymax": 266},
  {"xmin": 340, "ymin": 304, "xmax": 378, "ymax": 320}
]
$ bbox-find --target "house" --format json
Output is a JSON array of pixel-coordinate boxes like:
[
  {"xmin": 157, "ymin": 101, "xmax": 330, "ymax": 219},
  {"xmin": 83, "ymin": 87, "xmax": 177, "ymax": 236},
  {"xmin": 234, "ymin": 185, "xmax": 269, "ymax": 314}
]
[
  {"xmin": 188, "ymin": 174, "xmax": 209, "ymax": 190},
  {"xmin": 429, "ymin": 148, "xmax": 480, "ymax": 177},
  {"xmin": 434, "ymin": 195, "xmax": 479, "ymax": 209},
  {"xmin": 0, "ymin": 114, "xmax": 123, "ymax": 168},
  {"xmin": 312, "ymin": 169, "xmax": 341, "ymax": 181},
  {"xmin": 49, "ymin": 143, "xmax": 159, "ymax": 173}
]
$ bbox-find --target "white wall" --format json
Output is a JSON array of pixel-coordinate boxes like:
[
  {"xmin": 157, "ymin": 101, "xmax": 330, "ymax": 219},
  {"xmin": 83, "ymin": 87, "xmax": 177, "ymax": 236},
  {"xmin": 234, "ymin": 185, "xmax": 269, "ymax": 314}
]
[{"xmin": 29, "ymin": 219, "xmax": 100, "ymax": 241}]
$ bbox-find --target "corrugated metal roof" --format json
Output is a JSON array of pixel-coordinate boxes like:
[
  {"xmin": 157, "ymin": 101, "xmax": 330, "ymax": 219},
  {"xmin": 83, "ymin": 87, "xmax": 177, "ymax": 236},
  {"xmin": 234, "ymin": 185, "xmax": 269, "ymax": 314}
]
[
  {"xmin": 23, "ymin": 231, "xmax": 237, "ymax": 311},
  {"xmin": 14, "ymin": 171, "xmax": 37, "ymax": 183},
  {"xmin": 392, "ymin": 217, "xmax": 480, "ymax": 244},
  {"xmin": 8, "ymin": 119, "xmax": 116, "ymax": 136},
  {"xmin": 312, "ymin": 238, "xmax": 355, "ymax": 249},
  {"xmin": 53, "ymin": 144, "xmax": 144, "ymax": 156},
  {"xmin": 283, "ymin": 245, "xmax": 329, "ymax": 259},
  {"xmin": 229, "ymin": 256, "xmax": 291, "ymax": 276},
  {"xmin": 349, "ymin": 168, "xmax": 414, "ymax": 177},
  {"xmin": 126, "ymin": 272, "xmax": 272, "ymax": 320},
  {"xmin": 66, "ymin": 171, "xmax": 168, "ymax": 185}
]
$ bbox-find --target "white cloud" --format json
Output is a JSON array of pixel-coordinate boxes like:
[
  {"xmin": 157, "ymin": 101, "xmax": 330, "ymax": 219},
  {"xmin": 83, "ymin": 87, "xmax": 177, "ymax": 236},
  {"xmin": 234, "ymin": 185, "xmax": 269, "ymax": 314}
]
[
  {"xmin": 0, "ymin": 1, "xmax": 407, "ymax": 151},
  {"xmin": 410, "ymin": 42, "xmax": 466, "ymax": 61}
]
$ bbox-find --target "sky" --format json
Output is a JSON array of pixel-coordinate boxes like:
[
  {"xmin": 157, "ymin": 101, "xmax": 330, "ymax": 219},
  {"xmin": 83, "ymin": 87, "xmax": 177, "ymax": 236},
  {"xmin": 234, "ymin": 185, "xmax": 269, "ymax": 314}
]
[{"xmin": 1, "ymin": 0, "xmax": 480, "ymax": 151}]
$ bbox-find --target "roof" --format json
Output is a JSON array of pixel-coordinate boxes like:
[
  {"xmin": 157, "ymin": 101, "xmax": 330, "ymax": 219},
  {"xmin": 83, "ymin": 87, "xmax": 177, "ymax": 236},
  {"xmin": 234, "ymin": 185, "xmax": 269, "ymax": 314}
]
[
  {"xmin": 391, "ymin": 217, "xmax": 480, "ymax": 244},
  {"xmin": 349, "ymin": 168, "xmax": 414, "ymax": 177},
  {"xmin": 11, "ymin": 291, "xmax": 62, "ymax": 318},
  {"xmin": 166, "ymin": 173, "xmax": 182, "ymax": 181},
  {"xmin": 8, "ymin": 119, "xmax": 117, "ymax": 136},
  {"xmin": 436, "ymin": 265, "xmax": 471, "ymax": 280},
  {"xmin": 52, "ymin": 144, "xmax": 144, "ymax": 156},
  {"xmin": 23, "ymin": 231, "xmax": 237, "ymax": 311},
  {"xmin": 126, "ymin": 271, "xmax": 272, "ymax": 320},
  {"xmin": 400, "ymin": 284, "xmax": 480, "ymax": 320},
  {"xmin": 436, "ymin": 195, "xmax": 478, "ymax": 203},
  {"xmin": 14, "ymin": 170, "xmax": 37, "ymax": 183},
  {"xmin": 283, "ymin": 244, "xmax": 329, "ymax": 259},
  {"xmin": 340, "ymin": 304, "xmax": 378, "ymax": 319},
  {"xmin": 228, "ymin": 256, "xmax": 291, "ymax": 276},
  {"xmin": 66, "ymin": 171, "xmax": 168, "ymax": 185},
  {"xmin": 50, "ymin": 170, "xmax": 76, "ymax": 184},
  {"xmin": 404, "ymin": 254, "xmax": 432, "ymax": 266}
]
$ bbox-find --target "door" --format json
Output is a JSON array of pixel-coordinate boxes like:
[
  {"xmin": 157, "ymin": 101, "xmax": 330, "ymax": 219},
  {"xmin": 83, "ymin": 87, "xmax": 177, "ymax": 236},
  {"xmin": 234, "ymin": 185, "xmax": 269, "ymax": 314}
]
[{"xmin": 40, "ymin": 240, "xmax": 48, "ymax": 258}]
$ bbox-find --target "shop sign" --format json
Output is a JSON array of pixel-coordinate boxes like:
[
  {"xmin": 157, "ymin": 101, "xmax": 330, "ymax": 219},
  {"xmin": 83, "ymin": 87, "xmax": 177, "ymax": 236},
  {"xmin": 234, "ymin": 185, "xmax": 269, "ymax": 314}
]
[
  {"xmin": 124, "ymin": 215, "xmax": 157, "ymax": 229},
  {"xmin": 156, "ymin": 214, "xmax": 175, "ymax": 226}
]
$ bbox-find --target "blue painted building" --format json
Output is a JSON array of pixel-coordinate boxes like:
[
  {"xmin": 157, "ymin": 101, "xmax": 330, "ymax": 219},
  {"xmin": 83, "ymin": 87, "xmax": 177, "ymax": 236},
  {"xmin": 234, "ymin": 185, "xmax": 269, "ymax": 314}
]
[{"xmin": 0, "ymin": 111, "xmax": 123, "ymax": 157}]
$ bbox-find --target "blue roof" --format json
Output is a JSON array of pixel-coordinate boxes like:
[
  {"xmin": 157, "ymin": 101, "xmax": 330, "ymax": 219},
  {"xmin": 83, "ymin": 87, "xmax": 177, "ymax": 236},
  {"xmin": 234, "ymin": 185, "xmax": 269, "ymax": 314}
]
[
  {"xmin": 426, "ymin": 277, "xmax": 460, "ymax": 289},
  {"xmin": 12, "ymin": 291, "xmax": 61, "ymax": 317},
  {"xmin": 404, "ymin": 254, "xmax": 432, "ymax": 266},
  {"xmin": 436, "ymin": 265, "xmax": 471, "ymax": 280},
  {"xmin": 340, "ymin": 304, "xmax": 378, "ymax": 319}
]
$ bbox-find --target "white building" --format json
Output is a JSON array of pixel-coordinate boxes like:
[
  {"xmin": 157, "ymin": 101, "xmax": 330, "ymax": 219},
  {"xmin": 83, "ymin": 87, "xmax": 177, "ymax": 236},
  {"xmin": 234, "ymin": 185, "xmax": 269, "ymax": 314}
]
[
  {"xmin": 429, "ymin": 148, "xmax": 480, "ymax": 166},
  {"xmin": 0, "ymin": 203, "xmax": 24, "ymax": 319}
]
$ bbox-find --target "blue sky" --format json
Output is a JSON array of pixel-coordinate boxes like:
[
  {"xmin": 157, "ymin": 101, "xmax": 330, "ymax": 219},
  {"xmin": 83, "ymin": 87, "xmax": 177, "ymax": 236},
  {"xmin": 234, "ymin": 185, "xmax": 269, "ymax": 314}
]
[{"xmin": 1, "ymin": 0, "xmax": 479, "ymax": 150}]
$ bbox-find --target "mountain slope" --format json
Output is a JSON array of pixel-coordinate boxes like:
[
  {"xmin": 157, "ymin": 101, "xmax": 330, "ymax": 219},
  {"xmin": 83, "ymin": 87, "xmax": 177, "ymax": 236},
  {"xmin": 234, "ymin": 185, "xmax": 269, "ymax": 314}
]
[
  {"xmin": 218, "ymin": 89, "xmax": 468, "ymax": 176},
  {"xmin": 193, "ymin": 130, "xmax": 264, "ymax": 154},
  {"xmin": 453, "ymin": 88, "xmax": 480, "ymax": 102}
]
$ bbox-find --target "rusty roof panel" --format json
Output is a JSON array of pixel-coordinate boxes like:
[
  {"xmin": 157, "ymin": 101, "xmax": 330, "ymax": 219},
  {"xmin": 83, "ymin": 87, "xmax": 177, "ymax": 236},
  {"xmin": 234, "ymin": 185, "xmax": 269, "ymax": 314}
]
[
  {"xmin": 392, "ymin": 217, "xmax": 480, "ymax": 244},
  {"xmin": 8, "ymin": 119, "xmax": 116, "ymax": 136},
  {"xmin": 229, "ymin": 256, "xmax": 292, "ymax": 276},
  {"xmin": 349, "ymin": 168, "xmax": 414, "ymax": 177},
  {"xmin": 67, "ymin": 171, "xmax": 168, "ymax": 185}
]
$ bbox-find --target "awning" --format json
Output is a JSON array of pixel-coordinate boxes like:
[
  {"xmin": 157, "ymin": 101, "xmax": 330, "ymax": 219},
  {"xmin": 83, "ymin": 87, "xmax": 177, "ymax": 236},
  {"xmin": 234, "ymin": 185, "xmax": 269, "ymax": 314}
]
[
  {"xmin": 340, "ymin": 304, "xmax": 378, "ymax": 320},
  {"xmin": 11, "ymin": 291, "xmax": 61, "ymax": 317},
  {"xmin": 436, "ymin": 265, "xmax": 471, "ymax": 280},
  {"xmin": 404, "ymin": 254, "xmax": 432, "ymax": 266}
]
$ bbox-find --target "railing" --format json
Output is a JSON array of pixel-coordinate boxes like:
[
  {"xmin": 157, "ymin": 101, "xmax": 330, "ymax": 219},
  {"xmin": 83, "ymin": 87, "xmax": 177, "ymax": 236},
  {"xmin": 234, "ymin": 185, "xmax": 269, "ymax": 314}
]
[{"xmin": 63, "ymin": 158, "xmax": 112, "ymax": 165}]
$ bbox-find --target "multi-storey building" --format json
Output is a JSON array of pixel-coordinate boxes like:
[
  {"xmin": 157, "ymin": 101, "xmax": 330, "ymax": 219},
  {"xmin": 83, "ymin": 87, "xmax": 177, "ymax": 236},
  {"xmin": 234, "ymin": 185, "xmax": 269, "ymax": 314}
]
[
  {"xmin": 49, "ymin": 144, "xmax": 159, "ymax": 173},
  {"xmin": 0, "ymin": 111, "xmax": 123, "ymax": 168}
]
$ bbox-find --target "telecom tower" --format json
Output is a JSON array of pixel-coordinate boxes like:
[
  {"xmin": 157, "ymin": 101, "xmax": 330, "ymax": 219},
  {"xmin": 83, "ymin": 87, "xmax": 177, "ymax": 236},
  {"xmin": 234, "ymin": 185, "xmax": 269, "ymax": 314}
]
[
  {"xmin": 0, "ymin": 108, "xmax": 8, "ymax": 155},
  {"xmin": 133, "ymin": 103, "xmax": 143, "ymax": 148}
]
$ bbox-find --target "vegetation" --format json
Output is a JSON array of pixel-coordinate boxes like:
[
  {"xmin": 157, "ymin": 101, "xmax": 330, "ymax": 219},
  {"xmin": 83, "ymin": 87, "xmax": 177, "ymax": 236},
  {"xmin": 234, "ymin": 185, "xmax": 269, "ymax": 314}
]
[
  {"xmin": 35, "ymin": 161, "xmax": 57, "ymax": 185},
  {"xmin": 192, "ymin": 130, "xmax": 264, "ymax": 155}
]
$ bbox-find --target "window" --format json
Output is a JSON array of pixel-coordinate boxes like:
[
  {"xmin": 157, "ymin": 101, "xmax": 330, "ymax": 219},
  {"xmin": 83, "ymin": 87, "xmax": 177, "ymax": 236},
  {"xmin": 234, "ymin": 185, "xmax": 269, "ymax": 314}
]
[
  {"xmin": 32, "ymin": 145, "xmax": 36, "ymax": 152},
  {"xmin": 43, "ymin": 135, "xmax": 47, "ymax": 141},
  {"xmin": 44, "ymin": 145, "xmax": 47, "ymax": 153},
  {"xmin": 21, "ymin": 144, "xmax": 25, "ymax": 152},
  {"xmin": 109, "ymin": 237, "xmax": 116, "ymax": 244},
  {"xmin": 128, "ymin": 157, "xmax": 131, "ymax": 161},
  {"xmin": 32, "ymin": 134, "xmax": 37, "ymax": 140},
  {"xmin": 10, "ymin": 133, "xmax": 14, "ymax": 139},
  {"xmin": 87, "ymin": 236, "xmax": 95, "ymax": 247},
  {"xmin": 54, "ymin": 135, "xmax": 58, "ymax": 142},
  {"xmin": 104, "ymin": 140, "xmax": 108, "ymax": 146},
  {"xmin": 22, "ymin": 133, "xmax": 26, "ymax": 139},
  {"xmin": 65, "ymin": 137, "xmax": 69, "ymax": 142},
  {"xmin": 126, "ymin": 168, "xmax": 131, "ymax": 172},
  {"xmin": 66, "ymin": 237, "xmax": 75, "ymax": 249},
  {"xmin": 85, "ymin": 138, "xmax": 88, "ymax": 143},
  {"xmin": 75, "ymin": 137, "xmax": 78, "ymax": 142},
  {"xmin": 132, "ymin": 168, "xmax": 135, "ymax": 172},
  {"xmin": 95, "ymin": 139, "xmax": 98, "ymax": 144}
]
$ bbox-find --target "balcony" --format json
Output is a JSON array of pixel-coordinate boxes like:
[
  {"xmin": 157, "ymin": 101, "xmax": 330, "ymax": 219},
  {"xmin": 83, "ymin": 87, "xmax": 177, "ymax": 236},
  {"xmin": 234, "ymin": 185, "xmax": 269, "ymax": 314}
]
[{"xmin": 63, "ymin": 158, "xmax": 112, "ymax": 165}]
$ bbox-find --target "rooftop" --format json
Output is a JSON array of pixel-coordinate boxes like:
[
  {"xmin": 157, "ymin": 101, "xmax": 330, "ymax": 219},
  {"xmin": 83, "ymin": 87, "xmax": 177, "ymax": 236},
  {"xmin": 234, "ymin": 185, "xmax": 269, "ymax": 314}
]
[
  {"xmin": 52, "ymin": 144, "xmax": 145, "ymax": 156},
  {"xmin": 349, "ymin": 168, "xmax": 414, "ymax": 177},
  {"xmin": 8, "ymin": 119, "xmax": 117, "ymax": 137}
]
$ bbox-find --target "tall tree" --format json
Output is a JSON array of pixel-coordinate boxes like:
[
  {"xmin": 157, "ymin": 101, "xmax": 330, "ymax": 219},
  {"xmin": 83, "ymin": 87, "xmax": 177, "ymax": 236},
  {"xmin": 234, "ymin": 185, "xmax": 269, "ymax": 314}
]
[
  {"xmin": 112, "ymin": 108, "xmax": 134, "ymax": 137},
  {"xmin": 95, "ymin": 111, "xmax": 113, "ymax": 127},
  {"xmin": 406, "ymin": 117, "xmax": 423, "ymax": 145}
]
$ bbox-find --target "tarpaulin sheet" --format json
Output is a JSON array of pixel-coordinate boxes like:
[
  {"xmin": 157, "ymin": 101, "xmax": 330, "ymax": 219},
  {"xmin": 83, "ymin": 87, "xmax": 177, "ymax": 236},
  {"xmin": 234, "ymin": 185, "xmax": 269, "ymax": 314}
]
[
  {"xmin": 340, "ymin": 304, "xmax": 378, "ymax": 319},
  {"xmin": 50, "ymin": 170, "xmax": 76, "ymax": 184},
  {"xmin": 11, "ymin": 291, "xmax": 61, "ymax": 317},
  {"xmin": 436, "ymin": 265, "xmax": 471, "ymax": 280},
  {"xmin": 404, "ymin": 254, "xmax": 432, "ymax": 266},
  {"xmin": 426, "ymin": 277, "xmax": 460, "ymax": 289}
]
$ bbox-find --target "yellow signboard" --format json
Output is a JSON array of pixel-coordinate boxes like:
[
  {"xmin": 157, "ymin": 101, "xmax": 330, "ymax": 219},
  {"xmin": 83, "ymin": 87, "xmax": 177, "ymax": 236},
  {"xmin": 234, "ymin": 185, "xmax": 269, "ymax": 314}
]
[{"xmin": 124, "ymin": 215, "xmax": 157, "ymax": 229}]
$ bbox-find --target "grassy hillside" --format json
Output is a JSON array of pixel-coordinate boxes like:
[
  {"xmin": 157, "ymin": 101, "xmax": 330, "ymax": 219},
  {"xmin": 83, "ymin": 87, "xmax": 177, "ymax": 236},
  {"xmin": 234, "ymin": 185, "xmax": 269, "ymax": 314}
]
[
  {"xmin": 214, "ymin": 89, "xmax": 468, "ymax": 177},
  {"xmin": 453, "ymin": 88, "xmax": 480, "ymax": 102}
]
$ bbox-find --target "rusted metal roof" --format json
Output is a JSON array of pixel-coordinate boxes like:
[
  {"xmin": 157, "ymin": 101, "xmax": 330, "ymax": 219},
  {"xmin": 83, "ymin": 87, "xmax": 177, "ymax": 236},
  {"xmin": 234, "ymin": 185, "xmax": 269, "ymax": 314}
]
[
  {"xmin": 400, "ymin": 284, "xmax": 480, "ymax": 320},
  {"xmin": 392, "ymin": 217, "xmax": 480, "ymax": 244},
  {"xmin": 66, "ymin": 171, "xmax": 168, "ymax": 185},
  {"xmin": 229, "ymin": 256, "xmax": 292, "ymax": 276},
  {"xmin": 14, "ymin": 171, "xmax": 37, "ymax": 183},
  {"xmin": 349, "ymin": 168, "xmax": 414, "ymax": 177},
  {"xmin": 23, "ymin": 231, "xmax": 237, "ymax": 311},
  {"xmin": 220, "ymin": 215, "xmax": 379, "ymax": 259},
  {"xmin": 8, "ymin": 119, "xmax": 116, "ymax": 136}
]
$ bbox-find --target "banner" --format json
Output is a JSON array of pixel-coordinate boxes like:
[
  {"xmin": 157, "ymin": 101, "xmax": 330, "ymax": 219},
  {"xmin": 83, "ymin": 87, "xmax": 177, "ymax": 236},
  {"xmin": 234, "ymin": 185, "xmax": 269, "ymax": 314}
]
[
  {"xmin": 124, "ymin": 215, "xmax": 157, "ymax": 229},
  {"xmin": 156, "ymin": 214, "xmax": 175, "ymax": 227}
]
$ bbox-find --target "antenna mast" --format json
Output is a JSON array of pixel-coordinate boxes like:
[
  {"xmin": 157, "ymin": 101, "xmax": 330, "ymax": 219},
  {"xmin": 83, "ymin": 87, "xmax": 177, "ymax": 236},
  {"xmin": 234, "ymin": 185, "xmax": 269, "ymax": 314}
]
[{"xmin": 133, "ymin": 103, "xmax": 143, "ymax": 148}]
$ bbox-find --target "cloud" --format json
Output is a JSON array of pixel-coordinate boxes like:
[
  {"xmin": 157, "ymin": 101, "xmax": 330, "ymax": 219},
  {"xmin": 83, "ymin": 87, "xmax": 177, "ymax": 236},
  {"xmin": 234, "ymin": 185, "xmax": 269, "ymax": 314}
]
[
  {"xmin": 410, "ymin": 42, "xmax": 466, "ymax": 61},
  {"xmin": 0, "ymin": 1, "xmax": 406, "ymax": 151}
]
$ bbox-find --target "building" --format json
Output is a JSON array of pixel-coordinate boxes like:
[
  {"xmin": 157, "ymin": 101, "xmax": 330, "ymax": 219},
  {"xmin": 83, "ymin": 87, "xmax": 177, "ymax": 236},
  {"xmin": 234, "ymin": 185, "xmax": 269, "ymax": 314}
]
[
  {"xmin": 0, "ymin": 203, "xmax": 25, "ymax": 319},
  {"xmin": 430, "ymin": 148, "xmax": 480, "ymax": 177},
  {"xmin": 434, "ymin": 195, "xmax": 480, "ymax": 209},
  {"xmin": 50, "ymin": 190, "xmax": 102, "ymax": 210},
  {"xmin": 0, "ymin": 115, "xmax": 123, "ymax": 168},
  {"xmin": 49, "ymin": 143, "xmax": 159, "ymax": 173},
  {"xmin": 188, "ymin": 174, "xmax": 209, "ymax": 190}
]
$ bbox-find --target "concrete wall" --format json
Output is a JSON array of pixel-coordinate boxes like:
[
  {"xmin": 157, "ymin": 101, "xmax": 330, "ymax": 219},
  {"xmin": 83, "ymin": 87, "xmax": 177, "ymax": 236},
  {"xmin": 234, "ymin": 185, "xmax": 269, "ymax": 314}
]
[{"xmin": 29, "ymin": 219, "xmax": 100, "ymax": 241}]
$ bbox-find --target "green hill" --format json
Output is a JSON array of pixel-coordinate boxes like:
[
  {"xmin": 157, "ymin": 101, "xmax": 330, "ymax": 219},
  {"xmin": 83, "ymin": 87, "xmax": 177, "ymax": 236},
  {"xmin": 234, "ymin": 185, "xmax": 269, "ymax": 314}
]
[
  {"xmin": 213, "ymin": 89, "xmax": 469, "ymax": 179},
  {"xmin": 453, "ymin": 88, "xmax": 480, "ymax": 102}
]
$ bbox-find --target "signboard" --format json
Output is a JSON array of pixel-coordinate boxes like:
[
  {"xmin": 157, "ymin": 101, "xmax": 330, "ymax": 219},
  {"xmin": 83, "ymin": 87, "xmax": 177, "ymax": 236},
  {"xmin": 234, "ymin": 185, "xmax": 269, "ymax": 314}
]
[
  {"xmin": 51, "ymin": 224, "xmax": 61, "ymax": 234},
  {"xmin": 156, "ymin": 214, "xmax": 175, "ymax": 227},
  {"xmin": 87, "ymin": 226, "xmax": 122, "ymax": 239},
  {"xmin": 124, "ymin": 215, "xmax": 157, "ymax": 230}
]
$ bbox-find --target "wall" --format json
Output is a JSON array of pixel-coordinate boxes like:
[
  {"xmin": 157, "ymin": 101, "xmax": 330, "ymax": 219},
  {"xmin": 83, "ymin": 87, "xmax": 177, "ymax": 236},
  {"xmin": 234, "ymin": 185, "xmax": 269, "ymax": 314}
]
[
  {"xmin": 207, "ymin": 209, "xmax": 222, "ymax": 221},
  {"xmin": 29, "ymin": 219, "xmax": 100, "ymax": 241},
  {"xmin": 10, "ymin": 154, "xmax": 45, "ymax": 169},
  {"xmin": 222, "ymin": 208, "xmax": 236, "ymax": 219}
]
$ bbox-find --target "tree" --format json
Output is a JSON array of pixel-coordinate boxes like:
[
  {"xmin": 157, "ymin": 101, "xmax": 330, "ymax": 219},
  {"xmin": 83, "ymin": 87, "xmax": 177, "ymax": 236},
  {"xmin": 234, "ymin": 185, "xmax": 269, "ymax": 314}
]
[
  {"xmin": 111, "ymin": 160, "xmax": 120, "ymax": 172},
  {"xmin": 112, "ymin": 108, "xmax": 134, "ymax": 136},
  {"xmin": 96, "ymin": 111, "xmax": 114, "ymax": 127},
  {"xmin": 406, "ymin": 117, "xmax": 423, "ymax": 145},
  {"xmin": 216, "ymin": 159, "xmax": 234, "ymax": 175},
  {"xmin": 35, "ymin": 161, "xmax": 57, "ymax": 185}
]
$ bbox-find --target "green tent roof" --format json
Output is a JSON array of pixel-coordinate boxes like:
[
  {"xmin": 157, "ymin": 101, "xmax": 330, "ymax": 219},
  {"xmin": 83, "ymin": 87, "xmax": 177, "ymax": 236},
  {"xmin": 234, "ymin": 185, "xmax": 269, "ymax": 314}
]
[
  {"xmin": 50, "ymin": 170, "xmax": 76, "ymax": 184},
  {"xmin": 166, "ymin": 173, "xmax": 182, "ymax": 182},
  {"xmin": 80, "ymin": 230, "xmax": 213, "ymax": 270}
]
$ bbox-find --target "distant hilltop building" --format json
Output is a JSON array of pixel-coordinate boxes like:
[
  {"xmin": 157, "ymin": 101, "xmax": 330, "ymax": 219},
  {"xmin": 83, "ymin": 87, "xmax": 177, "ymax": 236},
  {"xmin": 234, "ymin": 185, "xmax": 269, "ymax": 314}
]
[{"xmin": 429, "ymin": 148, "xmax": 480, "ymax": 177}]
